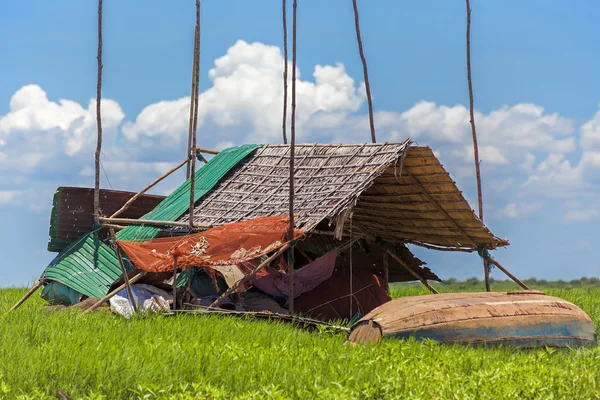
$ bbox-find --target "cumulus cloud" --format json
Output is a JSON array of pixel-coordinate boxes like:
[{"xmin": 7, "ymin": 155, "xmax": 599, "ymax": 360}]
[
  {"xmin": 0, "ymin": 190, "xmax": 20, "ymax": 205},
  {"xmin": 494, "ymin": 202, "xmax": 542, "ymax": 219},
  {"xmin": 0, "ymin": 84, "xmax": 124, "ymax": 178},
  {"xmin": 1, "ymin": 39, "xmax": 600, "ymax": 225},
  {"xmin": 123, "ymin": 41, "xmax": 363, "ymax": 146}
]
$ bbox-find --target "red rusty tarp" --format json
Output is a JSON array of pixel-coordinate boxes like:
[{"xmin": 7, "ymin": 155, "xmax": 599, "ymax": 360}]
[{"xmin": 118, "ymin": 216, "xmax": 304, "ymax": 273}]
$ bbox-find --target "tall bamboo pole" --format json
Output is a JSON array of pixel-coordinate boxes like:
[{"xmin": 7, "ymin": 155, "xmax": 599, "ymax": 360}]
[
  {"xmin": 93, "ymin": 0, "xmax": 103, "ymax": 223},
  {"xmin": 352, "ymin": 0, "xmax": 376, "ymax": 143},
  {"xmin": 186, "ymin": 29, "xmax": 200, "ymax": 179},
  {"xmin": 188, "ymin": 0, "xmax": 201, "ymax": 232},
  {"xmin": 287, "ymin": 0, "xmax": 298, "ymax": 315},
  {"xmin": 282, "ymin": 0, "xmax": 289, "ymax": 144},
  {"xmin": 465, "ymin": 0, "xmax": 490, "ymax": 291}
]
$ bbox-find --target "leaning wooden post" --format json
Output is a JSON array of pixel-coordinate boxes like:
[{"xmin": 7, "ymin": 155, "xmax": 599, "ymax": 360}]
[
  {"xmin": 465, "ymin": 0, "xmax": 489, "ymax": 291},
  {"xmin": 281, "ymin": 0, "xmax": 289, "ymax": 144},
  {"xmin": 93, "ymin": 0, "xmax": 103, "ymax": 224},
  {"xmin": 111, "ymin": 158, "xmax": 188, "ymax": 218},
  {"xmin": 352, "ymin": 0, "xmax": 376, "ymax": 143},
  {"xmin": 385, "ymin": 247, "xmax": 438, "ymax": 294},
  {"xmin": 382, "ymin": 252, "xmax": 390, "ymax": 293},
  {"xmin": 186, "ymin": 26, "xmax": 199, "ymax": 179},
  {"xmin": 82, "ymin": 272, "xmax": 145, "ymax": 314},
  {"xmin": 487, "ymin": 256, "xmax": 531, "ymax": 291},
  {"xmin": 9, "ymin": 279, "xmax": 45, "ymax": 312},
  {"xmin": 172, "ymin": 256, "xmax": 178, "ymax": 311},
  {"xmin": 188, "ymin": 0, "xmax": 201, "ymax": 233},
  {"xmin": 287, "ymin": 0, "xmax": 298, "ymax": 315},
  {"xmin": 209, "ymin": 242, "xmax": 292, "ymax": 309},
  {"xmin": 109, "ymin": 228, "xmax": 137, "ymax": 313},
  {"xmin": 484, "ymin": 259, "xmax": 491, "ymax": 292}
]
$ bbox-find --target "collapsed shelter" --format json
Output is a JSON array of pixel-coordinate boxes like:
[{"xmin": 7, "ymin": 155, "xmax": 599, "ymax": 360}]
[{"xmin": 35, "ymin": 141, "xmax": 508, "ymax": 321}]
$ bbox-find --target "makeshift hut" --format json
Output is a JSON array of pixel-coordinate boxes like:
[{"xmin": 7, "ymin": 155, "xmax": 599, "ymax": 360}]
[{"xmin": 24, "ymin": 140, "xmax": 509, "ymax": 321}]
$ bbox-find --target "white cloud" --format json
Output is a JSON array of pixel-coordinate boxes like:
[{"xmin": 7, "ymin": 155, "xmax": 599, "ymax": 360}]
[
  {"xmin": 123, "ymin": 41, "xmax": 363, "ymax": 146},
  {"xmin": 0, "ymin": 84, "xmax": 125, "ymax": 178},
  {"xmin": 580, "ymin": 109, "xmax": 600, "ymax": 150},
  {"xmin": 0, "ymin": 190, "xmax": 20, "ymax": 205},
  {"xmin": 563, "ymin": 200, "xmax": 600, "ymax": 222},
  {"xmin": 2, "ymin": 40, "xmax": 600, "ymax": 226},
  {"xmin": 565, "ymin": 208, "xmax": 599, "ymax": 222},
  {"xmin": 491, "ymin": 178, "xmax": 515, "ymax": 192},
  {"xmin": 494, "ymin": 202, "xmax": 542, "ymax": 219}
]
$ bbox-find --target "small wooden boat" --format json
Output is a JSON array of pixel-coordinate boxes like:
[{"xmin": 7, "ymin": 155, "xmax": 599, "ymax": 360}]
[{"xmin": 348, "ymin": 291, "xmax": 597, "ymax": 348}]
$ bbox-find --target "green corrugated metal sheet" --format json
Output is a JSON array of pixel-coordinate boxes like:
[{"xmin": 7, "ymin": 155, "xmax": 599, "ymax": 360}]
[
  {"xmin": 117, "ymin": 144, "xmax": 262, "ymax": 242},
  {"xmin": 42, "ymin": 232, "xmax": 124, "ymax": 299}
]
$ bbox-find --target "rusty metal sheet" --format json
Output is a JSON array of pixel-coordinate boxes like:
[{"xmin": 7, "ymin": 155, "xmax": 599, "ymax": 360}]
[{"xmin": 48, "ymin": 187, "xmax": 165, "ymax": 252}]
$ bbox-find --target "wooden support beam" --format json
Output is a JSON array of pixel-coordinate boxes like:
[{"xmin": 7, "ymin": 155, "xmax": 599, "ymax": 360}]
[
  {"xmin": 99, "ymin": 217, "xmax": 211, "ymax": 230},
  {"xmin": 209, "ymin": 242, "xmax": 292, "ymax": 309},
  {"xmin": 110, "ymin": 158, "xmax": 188, "ymax": 218},
  {"xmin": 172, "ymin": 257, "xmax": 178, "ymax": 311},
  {"xmin": 487, "ymin": 256, "xmax": 530, "ymax": 291},
  {"xmin": 196, "ymin": 147, "xmax": 219, "ymax": 155},
  {"xmin": 9, "ymin": 279, "xmax": 45, "ymax": 312},
  {"xmin": 385, "ymin": 247, "xmax": 438, "ymax": 294},
  {"xmin": 110, "ymin": 228, "xmax": 137, "ymax": 313},
  {"xmin": 93, "ymin": 0, "xmax": 103, "ymax": 224},
  {"xmin": 484, "ymin": 259, "xmax": 491, "ymax": 292},
  {"xmin": 82, "ymin": 272, "xmax": 146, "ymax": 314},
  {"xmin": 186, "ymin": 26, "xmax": 199, "ymax": 179},
  {"xmin": 383, "ymin": 252, "xmax": 389, "ymax": 292}
]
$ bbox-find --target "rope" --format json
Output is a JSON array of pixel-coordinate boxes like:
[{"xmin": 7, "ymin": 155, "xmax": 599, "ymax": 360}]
[
  {"xmin": 351, "ymin": 0, "xmax": 376, "ymax": 143},
  {"xmin": 281, "ymin": 0, "xmax": 289, "ymax": 144},
  {"xmin": 94, "ymin": 0, "xmax": 103, "ymax": 222},
  {"xmin": 476, "ymin": 246, "xmax": 494, "ymax": 271}
]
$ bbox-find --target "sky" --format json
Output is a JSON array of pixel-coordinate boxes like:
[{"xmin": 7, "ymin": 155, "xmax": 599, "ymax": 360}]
[{"xmin": 1, "ymin": 0, "xmax": 600, "ymax": 286}]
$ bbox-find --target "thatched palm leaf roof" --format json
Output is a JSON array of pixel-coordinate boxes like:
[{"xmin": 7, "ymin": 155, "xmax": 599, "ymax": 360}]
[{"xmin": 178, "ymin": 141, "xmax": 507, "ymax": 252}]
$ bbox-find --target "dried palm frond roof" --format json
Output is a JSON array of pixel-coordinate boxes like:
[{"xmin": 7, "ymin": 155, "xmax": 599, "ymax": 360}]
[{"xmin": 178, "ymin": 140, "xmax": 508, "ymax": 252}]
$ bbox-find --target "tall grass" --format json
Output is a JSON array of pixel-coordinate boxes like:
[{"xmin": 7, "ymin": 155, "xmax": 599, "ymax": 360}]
[{"xmin": 1, "ymin": 285, "xmax": 599, "ymax": 399}]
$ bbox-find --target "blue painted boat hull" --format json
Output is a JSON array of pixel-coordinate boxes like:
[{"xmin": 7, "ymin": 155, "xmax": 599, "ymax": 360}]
[{"xmin": 348, "ymin": 292, "xmax": 597, "ymax": 348}]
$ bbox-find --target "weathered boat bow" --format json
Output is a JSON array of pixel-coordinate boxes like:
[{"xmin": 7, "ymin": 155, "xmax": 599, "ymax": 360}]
[{"xmin": 348, "ymin": 291, "xmax": 597, "ymax": 348}]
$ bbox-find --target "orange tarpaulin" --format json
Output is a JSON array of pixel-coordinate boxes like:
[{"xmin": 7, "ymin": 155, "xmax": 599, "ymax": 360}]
[{"xmin": 117, "ymin": 216, "xmax": 304, "ymax": 273}]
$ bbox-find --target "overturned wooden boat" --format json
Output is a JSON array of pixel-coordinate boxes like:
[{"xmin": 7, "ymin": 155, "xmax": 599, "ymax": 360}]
[{"xmin": 348, "ymin": 291, "xmax": 597, "ymax": 348}]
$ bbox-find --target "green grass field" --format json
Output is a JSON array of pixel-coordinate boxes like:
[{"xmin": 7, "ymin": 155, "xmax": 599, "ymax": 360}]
[{"xmin": 1, "ymin": 282, "xmax": 599, "ymax": 399}]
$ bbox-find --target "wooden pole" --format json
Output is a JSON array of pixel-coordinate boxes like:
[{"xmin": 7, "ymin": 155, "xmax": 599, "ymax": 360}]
[
  {"xmin": 487, "ymin": 256, "xmax": 531, "ymax": 291},
  {"xmin": 184, "ymin": 267, "xmax": 193, "ymax": 305},
  {"xmin": 99, "ymin": 217, "xmax": 211, "ymax": 230},
  {"xmin": 9, "ymin": 280, "xmax": 45, "ymax": 312},
  {"xmin": 93, "ymin": 0, "xmax": 103, "ymax": 223},
  {"xmin": 281, "ymin": 0, "xmax": 289, "ymax": 144},
  {"xmin": 110, "ymin": 158, "xmax": 188, "ymax": 218},
  {"xmin": 385, "ymin": 248, "xmax": 438, "ymax": 294},
  {"xmin": 172, "ymin": 256, "xmax": 178, "ymax": 311},
  {"xmin": 287, "ymin": 0, "xmax": 298, "ymax": 315},
  {"xmin": 110, "ymin": 228, "xmax": 137, "ymax": 313},
  {"xmin": 465, "ymin": 0, "xmax": 489, "ymax": 291},
  {"xmin": 196, "ymin": 147, "xmax": 220, "ymax": 155},
  {"xmin": 209, "ymin": 242, "xmax": 292, "ymax": 309},
  {"xmin": 484, "ymin": 259, "xmax": 491, "ymax": 291},
  {"xmin": 352, "ymin": 0, "xmax": 376, "ymax": 143},
  {"xmin": 382, "ymin": 252, "xmax": 389, "ymax": 293},
  {"xmin": 82, "ymin": 272, "xmax": 145, "ymax": 314},
  {"xmin": 186, "ymin": 27, "xmax": 199, "ymax": 179},
  {"xmin": 189, "ymin": 0, "xmax": 201, "ymax": 233}
]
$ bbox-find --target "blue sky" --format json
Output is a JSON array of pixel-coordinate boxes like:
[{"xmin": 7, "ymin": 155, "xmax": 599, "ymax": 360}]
[{"xmin": 1, "ymin": 0, "xmax": 599, "ymax": 286}]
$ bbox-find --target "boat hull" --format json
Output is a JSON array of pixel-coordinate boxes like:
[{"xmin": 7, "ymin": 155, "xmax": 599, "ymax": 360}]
[{"xmin": 347, "ymin": 292, "xmax": 597, "ymax": 348}]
